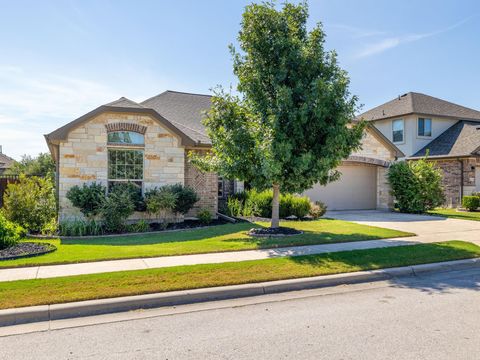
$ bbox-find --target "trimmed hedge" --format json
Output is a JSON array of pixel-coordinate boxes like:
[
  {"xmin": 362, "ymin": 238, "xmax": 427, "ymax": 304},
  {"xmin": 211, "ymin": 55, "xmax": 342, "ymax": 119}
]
[
  {"xmin": 462, "ymin": 196, "xmax": 480, "ymax": 211},
  {"xmin": 226, "ymin": 189, "xmax": 312, "ymax": 219}
]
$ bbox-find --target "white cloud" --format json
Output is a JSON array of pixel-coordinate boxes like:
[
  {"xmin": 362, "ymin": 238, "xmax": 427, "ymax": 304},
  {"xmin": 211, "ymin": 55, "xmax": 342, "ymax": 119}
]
[
  {"xmin": 354, "ymin": 16, "xmax": 475, "ymax": 59},
  {"xmin": 0, "ymin": 66, "xmax": 123, "ymax": 159}
]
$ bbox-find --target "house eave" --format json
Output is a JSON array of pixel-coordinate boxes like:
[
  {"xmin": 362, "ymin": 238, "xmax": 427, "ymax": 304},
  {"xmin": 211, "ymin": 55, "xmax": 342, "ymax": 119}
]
[{"xmin": 44, "ymin": 105, "xmax": 199, "ymax": 148}]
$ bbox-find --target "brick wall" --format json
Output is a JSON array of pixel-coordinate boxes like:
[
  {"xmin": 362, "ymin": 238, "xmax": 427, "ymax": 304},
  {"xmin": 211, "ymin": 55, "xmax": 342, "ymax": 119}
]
[
  {"xmin": 435, "ymin": 158, "xmax": 480, "ymax": 207},
  {"xmin": 184, "ymin": 150, "xmax": 218, "ymax": 217}
]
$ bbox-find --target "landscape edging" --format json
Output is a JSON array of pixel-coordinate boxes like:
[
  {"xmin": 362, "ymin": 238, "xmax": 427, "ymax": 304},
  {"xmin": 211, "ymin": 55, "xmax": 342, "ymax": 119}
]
[{"xmin": 1, "ymin": 257, "xmax": 479, "ymax": 327}]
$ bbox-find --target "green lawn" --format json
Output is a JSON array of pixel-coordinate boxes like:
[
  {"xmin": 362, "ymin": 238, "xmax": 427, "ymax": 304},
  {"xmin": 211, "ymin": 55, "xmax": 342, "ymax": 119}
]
[
  {"xmin": 0, "ymin": 219, "xmax": 412, "ymax": 268},
  {"xmin": 0, "ymin": 240, "xmax": 477, "ymax": 309},
  {"xmin": 428, "ymin": 208, "xmax": 480, "ymax": 221}
]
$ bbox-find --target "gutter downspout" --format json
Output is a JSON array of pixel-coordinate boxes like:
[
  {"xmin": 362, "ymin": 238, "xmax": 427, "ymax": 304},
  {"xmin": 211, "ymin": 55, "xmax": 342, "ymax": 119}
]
[{"xmin": 459, "ymin": 159, "xmax": 464, "ymax": 204}]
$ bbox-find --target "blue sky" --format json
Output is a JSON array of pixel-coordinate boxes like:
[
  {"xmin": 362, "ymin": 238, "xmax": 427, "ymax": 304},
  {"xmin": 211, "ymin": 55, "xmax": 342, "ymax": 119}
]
[{"xmin": 0, "ymin": 0, "xmax": 479, "ymax": 159}]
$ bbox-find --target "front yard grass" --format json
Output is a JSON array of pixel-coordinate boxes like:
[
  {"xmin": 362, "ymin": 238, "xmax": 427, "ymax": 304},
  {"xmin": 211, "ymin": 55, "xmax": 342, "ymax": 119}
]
[
  {"xmin": 0, "ymin": 219, "xmax": 413, "ymax": 268},
  {"xmin": 0, "ymin": 240, "xmax": 477, "ymax": 309},
  {"xmin": 428, "ymin": 208, "xmax": 480, "ymax": 221}
]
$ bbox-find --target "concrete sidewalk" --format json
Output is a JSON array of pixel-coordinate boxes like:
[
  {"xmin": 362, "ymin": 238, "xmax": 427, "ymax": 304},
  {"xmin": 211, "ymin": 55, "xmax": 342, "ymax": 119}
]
[
  {"xmin": 2, "ymin": 210, "xmax": 480, "ymax": 282},
  {"xmin": 0, "ymin": 234, "xmax": 444, "ymax": 283}
]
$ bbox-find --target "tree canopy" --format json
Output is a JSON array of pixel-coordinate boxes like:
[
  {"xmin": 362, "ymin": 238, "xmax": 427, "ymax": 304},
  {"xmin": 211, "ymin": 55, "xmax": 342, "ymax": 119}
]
[
  {"xmin": 5, "ymin": 153, "xmax": 55, "ymax": 179},
  {"xmin": 191, "ymin": 1, "xmax": 364, "ymax": 227}
]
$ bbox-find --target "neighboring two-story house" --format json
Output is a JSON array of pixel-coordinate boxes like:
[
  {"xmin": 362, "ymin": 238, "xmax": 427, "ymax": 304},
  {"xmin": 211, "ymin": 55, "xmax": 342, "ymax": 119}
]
[{"xmin": 358, "ymin": 92, "xmax": 480, "ymax": 206}]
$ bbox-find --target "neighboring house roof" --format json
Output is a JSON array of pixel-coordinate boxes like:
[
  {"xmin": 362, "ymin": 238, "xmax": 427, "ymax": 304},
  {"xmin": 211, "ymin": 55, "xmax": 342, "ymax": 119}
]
[
  {"xmin": 0, "ymin": 153, "xmax": 14, "ymax": 170},
  {"xmin": 357, "ymin": 92, "xmax": 480, "ymax": 122},
  {"xmin": 411, "ymin": 121, "xmax": 480, "ymax": 159}
]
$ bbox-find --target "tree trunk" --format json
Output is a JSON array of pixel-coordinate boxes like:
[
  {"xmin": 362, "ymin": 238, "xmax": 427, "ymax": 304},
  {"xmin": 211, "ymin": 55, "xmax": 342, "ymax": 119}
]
[{"xmin": 271, "ymin": 184, "xmax": 280, "ymax": 228}]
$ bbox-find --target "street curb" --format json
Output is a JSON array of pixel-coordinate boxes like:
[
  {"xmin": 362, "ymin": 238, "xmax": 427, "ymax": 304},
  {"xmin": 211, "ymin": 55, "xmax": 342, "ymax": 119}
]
[{"xmin": 1, "ymin": 257, "xmax": 479, "ymax": 327}]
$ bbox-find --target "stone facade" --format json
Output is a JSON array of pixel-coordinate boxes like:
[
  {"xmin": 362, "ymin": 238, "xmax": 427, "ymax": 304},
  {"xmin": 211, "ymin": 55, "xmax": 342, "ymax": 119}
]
[
  {"xmin": 434, "ymin": 157, "xmax": 480, "ymax": 207},
  {"xmin": 57, "ymin": 111, "xmax": 189, "ymax": 220}
]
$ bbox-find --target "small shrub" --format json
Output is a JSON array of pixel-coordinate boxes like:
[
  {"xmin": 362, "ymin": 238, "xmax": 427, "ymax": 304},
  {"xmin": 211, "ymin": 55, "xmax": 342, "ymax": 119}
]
[
  {"xmin": 109, "ymin": 182, "xmax": 145, "ymax": 212},
  {"xmin": 280, "ymin": 194, "xmax": 311, "ymax": 218},
  {"xmin": 226, "ymin": 197, "xmax": 242, "ymax": 217},
  {"xmin": 388, "ymin": 158, "xmax": 445, "ymax": 213},
  {"xmin": 145, "ymin": 186, "xmax": 178, "ymax": 221},
  {"xmin": 66, "ymin": 182, "xmax": 106, "ymax": 218},
  {"xmin": 128, "ymin": 219, "xmax": 150, "ymax": 233},
  {"xmin": 169, "ymin": 184, "xmax": 199, "ymax": 215},
  {"xmin": 309, "ymin": 201, "xmax": 327, "ymax": 219},
  {"xmin": 3, "ymin": 175, "xmax": 56, "ymax": 234},
  {"xmin": 462, "ymin": 196, "xmax": 480, "ymax": 211},
  {"xmin": 197, "ymin": 209, "xmax": 213, "ymax": 224},
  {"xmin": 0, "ymin": 213, "xmax": 24, "ymax": 249},
  {"xmin": 226, "ymin": 190, "xmax": 312, "ymax": 218},
  {"xmin": 58, "ymin": 219, "xmax": 104, "ymax": 236},
  {"xmin": 101, "ymin": 189, "xmax": 135, "ymax": 232}
]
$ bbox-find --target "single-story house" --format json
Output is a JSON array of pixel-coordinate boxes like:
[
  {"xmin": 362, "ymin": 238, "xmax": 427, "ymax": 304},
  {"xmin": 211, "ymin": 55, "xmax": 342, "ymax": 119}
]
[
  {"xmin": 45, "ymin": 90, "xmax": 403, "ymax": 220},
  {"xmin": 358, "ymin": 92, "xmax": 480, "ymax": 206}
]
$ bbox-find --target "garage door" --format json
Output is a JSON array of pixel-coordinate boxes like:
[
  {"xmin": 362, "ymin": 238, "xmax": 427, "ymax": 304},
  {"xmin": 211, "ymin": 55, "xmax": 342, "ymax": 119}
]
[{"xmin": 303, "ymin": 165, "xmax": 377, "ymax": 210}]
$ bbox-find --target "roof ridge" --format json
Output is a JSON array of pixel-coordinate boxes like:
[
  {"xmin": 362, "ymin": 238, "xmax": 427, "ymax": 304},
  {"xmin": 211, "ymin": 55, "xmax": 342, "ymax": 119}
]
[
  {"xmin": 164, "ymin": 90, "xmax": 212, "ymax": 97},
  {"xmin": 105, "ymin": 97, "xmax": 146, "ymax": 108},
  {"xmin": 141, "ymin": 90, "xmax": 212, "ymax": 105}
]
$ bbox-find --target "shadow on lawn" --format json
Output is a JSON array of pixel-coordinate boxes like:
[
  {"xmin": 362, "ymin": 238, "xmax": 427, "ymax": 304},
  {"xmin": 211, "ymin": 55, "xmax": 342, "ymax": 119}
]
[
  {"xmin": 61, "ymin": 222, "xmax": 258, "ymax": 246},
  {"xmin": 223, "ymin": 230, "xmax": 396, "ymax": 249},
  {"xmin": 290, "ymin": 242, "xmax": 480, "ymax": 293}
]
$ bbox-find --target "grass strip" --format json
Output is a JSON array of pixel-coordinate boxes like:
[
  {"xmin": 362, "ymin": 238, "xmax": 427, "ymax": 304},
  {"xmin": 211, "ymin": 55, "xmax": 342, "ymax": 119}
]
[
  {"xmin": 428, "ymin": 208, "xmax": 480, "ymax": 222},
  {"xmin": 0, "ymin": 219, "xmax": 412, "ymax": 268},
  {"xmin": 0, "ymin": 240, "xmax": 478, "ymax": 309}
]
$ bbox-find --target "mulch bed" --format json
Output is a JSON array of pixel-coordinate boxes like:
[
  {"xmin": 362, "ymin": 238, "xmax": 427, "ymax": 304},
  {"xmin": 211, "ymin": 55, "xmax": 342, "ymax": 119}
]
[
  {"xmin": 248, "ymin": 227, "xmax": 303, "ymax": 237},
  {"xmin": 0, "ymin": 242, "xmax": 57, "ymax": 261}
]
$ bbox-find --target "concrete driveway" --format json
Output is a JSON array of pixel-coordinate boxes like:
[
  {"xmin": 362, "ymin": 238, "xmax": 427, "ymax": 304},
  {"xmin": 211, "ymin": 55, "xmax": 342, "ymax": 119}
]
[{"xmin": 327, "ymin": 210, "xmax": 480, "ymax": 243}]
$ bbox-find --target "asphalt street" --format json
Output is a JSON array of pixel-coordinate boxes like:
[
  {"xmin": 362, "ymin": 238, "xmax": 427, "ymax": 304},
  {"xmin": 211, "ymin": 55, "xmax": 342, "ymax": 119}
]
[{"xmin": 1, "ymin": 267, "xmax": 480, "ymax": 359}]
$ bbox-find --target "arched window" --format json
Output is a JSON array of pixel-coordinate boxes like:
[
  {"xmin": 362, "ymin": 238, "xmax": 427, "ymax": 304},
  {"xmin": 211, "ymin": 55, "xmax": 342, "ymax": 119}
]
[{"xmin": 107, "ymin": 131, "xmax": 144, "ymax": 145}]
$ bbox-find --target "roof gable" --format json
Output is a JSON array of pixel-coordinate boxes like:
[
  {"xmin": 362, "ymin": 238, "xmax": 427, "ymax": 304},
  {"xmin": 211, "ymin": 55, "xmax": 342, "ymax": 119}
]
[{"xmin": 358, "ymin": 92, "xmax": 480, "ymax": 122}]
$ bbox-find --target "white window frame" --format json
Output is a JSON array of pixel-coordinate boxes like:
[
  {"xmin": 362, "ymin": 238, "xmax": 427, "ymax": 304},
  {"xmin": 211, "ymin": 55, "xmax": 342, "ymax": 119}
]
[
  {"xmin": 417, "ymin": 117, "xmax": 432, "ymax": 138},
  {"xmin": 392, "ymin": 119, "xmax": 405, "ymax": 144}
]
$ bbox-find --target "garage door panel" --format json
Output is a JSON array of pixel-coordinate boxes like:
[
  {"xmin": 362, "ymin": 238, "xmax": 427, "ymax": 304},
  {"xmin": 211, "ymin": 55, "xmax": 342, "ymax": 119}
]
[{"xmin": 303, "ymin": 165, "xmax": 377, "ymax": 210}]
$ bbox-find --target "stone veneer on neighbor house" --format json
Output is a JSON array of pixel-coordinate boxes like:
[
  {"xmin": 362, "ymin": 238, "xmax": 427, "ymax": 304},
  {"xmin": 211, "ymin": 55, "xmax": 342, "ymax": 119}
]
[
  {"xmin": 57, "ymin": 111, "xmax": 216, "ymax": 220},
  {"xmin": 434, "ymin": 158, "xmax": 480, "ymax": 207},
  {"xmin": 346, "ymin": 128, "xmax": 398, "ymax": 209}
]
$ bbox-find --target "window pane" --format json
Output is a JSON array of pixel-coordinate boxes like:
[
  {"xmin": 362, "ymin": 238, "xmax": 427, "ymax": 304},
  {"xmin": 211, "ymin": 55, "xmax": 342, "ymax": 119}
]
[
  {"xmin": 424, "ymin": 118, "xmax": 432, "ymax": 136},
  {"xmin": 418, "ymin": 118, "xmax": 425, "ymax": 136},
  {"xmin": 108, "ymin": 149, "xmax": 143, "ymax": 180},
  {"xmin": 392, "ymin": 120, "xmax": 404, "ymax": 142},
  {"xmin": 125, "ymin": 165, "xmax": 135, "ymax": 179},
  {"xmin": 108, "ymin": 131, "xmax": 144, "ymax": 145}
]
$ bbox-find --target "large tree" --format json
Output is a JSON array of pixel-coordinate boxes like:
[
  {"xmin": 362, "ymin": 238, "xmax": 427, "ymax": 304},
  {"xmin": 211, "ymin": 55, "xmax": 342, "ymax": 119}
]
[{"xmin": 191, "ymin": 1, "xmax": 364, "ymax": 228}]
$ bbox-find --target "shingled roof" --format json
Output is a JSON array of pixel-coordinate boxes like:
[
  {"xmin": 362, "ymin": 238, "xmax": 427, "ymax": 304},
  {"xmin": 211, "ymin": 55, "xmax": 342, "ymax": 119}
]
[
  {"xmin": 0, "ymin": 153, "xmax": 14, "ymax": 170},
  {"xmin": 411, "ymin": 121, "xmax": 480, "ymax": 158},
  {"xmin": 45, "ymin": 91, "xmax": 213, "ymax": 147},
  {"xmin": 358, "ymin": 92, "xmax": 480, "ymax": 122},
  {"xmin": 141, "ymin": 91, "xmax": 212, "ymax": 144}
]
